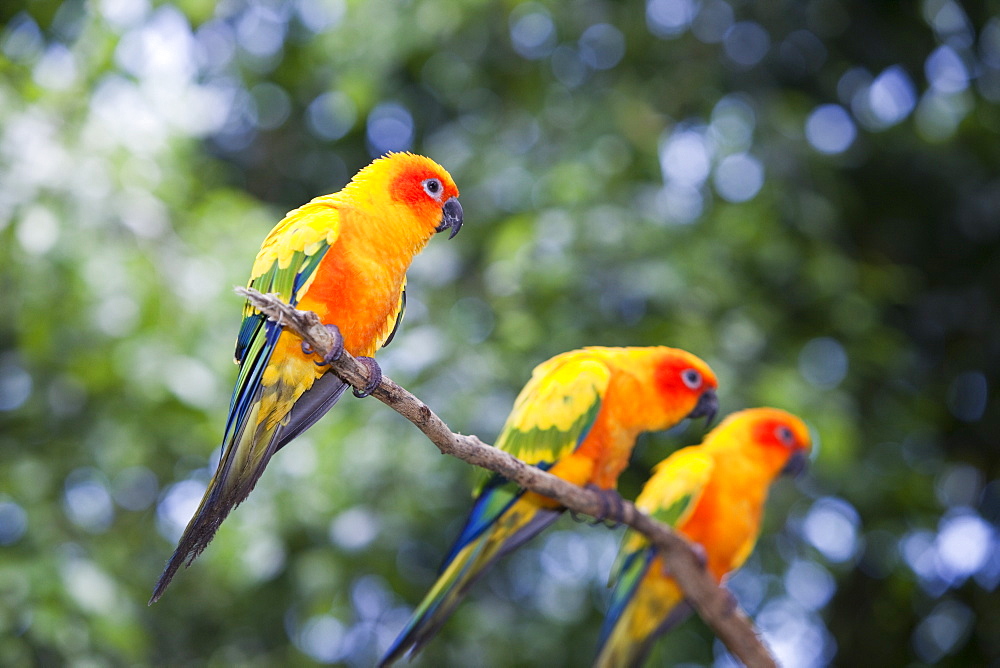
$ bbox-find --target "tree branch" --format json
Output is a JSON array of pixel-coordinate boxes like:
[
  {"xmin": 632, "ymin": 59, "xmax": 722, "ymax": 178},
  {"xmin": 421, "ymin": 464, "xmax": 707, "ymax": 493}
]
[{"xmin": 237, "ymin": 286, "xmax": 777, "ymax": 668}]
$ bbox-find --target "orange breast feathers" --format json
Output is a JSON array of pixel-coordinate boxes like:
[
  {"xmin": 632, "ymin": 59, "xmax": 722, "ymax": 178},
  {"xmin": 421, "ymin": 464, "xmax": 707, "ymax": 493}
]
[
  {"xmin": 294, "ymin": 153, "xmax": 461, "ymax": 357},
  {"xmin": 679, "ymin": 408, "xmax": 813, "ymax": 580},
  {"xmin": 296, "ymin": 241, "xmax": 406, "ymax": 358},
  {"xmin": 677, "ymin": 475, "xmax": 766, "ymax": 581},
  {"xmin": 575, "ymin": 346, "xmax": 720, "ymax": 490}
]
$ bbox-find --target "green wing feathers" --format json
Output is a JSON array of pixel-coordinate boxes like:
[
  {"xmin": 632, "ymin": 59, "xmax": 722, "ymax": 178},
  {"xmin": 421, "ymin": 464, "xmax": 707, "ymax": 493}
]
[
  {"xmin": 151, "ymin": 202, "xmax": 340, "ymax": 604},
  {"xmin": 473, "ymin": 356, "xmax": 612, "ymax": 495}
]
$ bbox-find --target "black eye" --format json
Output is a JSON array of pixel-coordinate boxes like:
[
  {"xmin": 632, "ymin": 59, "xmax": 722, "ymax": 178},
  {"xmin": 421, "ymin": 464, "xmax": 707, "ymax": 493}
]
[
  {"xmin": 681, "ymin": 369, "xmax": 701, "ymax": 389},
  {"xmin": 423, "ymin": 178, "xmax": 442, "ymax": 198},
  {"xmin": 776, "ymin": 425, "xmax": 795, "ymax": 447}
]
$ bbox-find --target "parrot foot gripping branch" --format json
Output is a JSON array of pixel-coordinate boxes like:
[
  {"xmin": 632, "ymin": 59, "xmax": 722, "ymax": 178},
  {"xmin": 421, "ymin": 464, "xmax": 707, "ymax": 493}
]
[{"xmin": 232, "ymin": 287, "xmax": 779, "ymax": 668}]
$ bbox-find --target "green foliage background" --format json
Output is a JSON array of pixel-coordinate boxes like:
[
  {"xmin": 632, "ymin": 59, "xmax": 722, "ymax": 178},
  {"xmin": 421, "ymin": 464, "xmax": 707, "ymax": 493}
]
[{"xmin": 0, "ymin": 0, "xmax": 997, "ymax": 666}]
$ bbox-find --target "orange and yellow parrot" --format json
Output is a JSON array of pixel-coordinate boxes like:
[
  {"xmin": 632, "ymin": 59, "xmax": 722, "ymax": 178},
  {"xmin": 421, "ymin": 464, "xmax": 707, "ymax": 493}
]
[
  {"xmin": 381, "ymin": 346, "xmax": 719, "ymax": 665},
  {"xmin": 150, "ymin": 153, "xmax": 462, "ymax": 603},
  {"xmin": 594, "ymin": 407, "xmax": 812, "ymax": 668}
]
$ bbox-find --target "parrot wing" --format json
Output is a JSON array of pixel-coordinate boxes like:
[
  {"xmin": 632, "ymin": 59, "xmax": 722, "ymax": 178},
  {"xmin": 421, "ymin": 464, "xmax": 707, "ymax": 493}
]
[
  {"xmin": 449, "ymin": 356, "xmax": 613, "ymax": 565},
  {"xmin": 150, "ymin": 202, "xmax": 341, "ymax": 603},
  {"xmin": 379, "ymin": 357, "xmax": 612, "ymax": 666},
  {"xmin": 596, "ymin": 449, "xmax": 713, "ymax": 665},
  {"xmin": 608, "ymin": 447, "xmax": 714, "ymax": 586}
]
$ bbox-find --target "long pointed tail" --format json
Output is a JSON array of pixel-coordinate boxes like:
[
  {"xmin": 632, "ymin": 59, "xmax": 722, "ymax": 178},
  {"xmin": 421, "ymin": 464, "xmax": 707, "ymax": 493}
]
[
  {"xmin": 150, "ymin": 367, "xmax": 347, "ymax": 604},
  {"xmin": 594, "ymin": 553, "xmax": 689, "ymax": 668},
  {"xmin": 149, "ymin": 399, "xmax": 280, "ymax": 604},
  {"xmin": 380, "ymin": 500, "xmax": 561, "ymax": 666}
]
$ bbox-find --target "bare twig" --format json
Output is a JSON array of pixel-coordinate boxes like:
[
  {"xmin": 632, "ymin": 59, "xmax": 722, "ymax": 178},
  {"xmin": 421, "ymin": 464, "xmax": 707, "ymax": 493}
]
[{"xmin": 237, "ymin": 286, "xmax": 777, "ymax": 668}]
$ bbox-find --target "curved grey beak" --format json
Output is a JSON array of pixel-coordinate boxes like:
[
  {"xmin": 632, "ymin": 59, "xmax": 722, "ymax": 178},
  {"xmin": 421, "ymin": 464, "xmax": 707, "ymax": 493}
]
[
  {"xmin": 436, "ymin": 197, "xmax": 463, "ymax": 239},
  {"xmin": 687, "ymin": 388, "xmax": 718, "ymax": 426},
  {"xmin": 782, "ymin": 451, "xmax": 809, "ymax": 477}
]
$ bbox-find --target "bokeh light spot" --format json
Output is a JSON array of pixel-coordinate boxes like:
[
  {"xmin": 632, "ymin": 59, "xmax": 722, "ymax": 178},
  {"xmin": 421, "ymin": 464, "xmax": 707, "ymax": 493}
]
[
  {"xmin": 94, "ymin": 294, "xmax": 140, "ymax": 337},
  {"xmin": 366, "ymin": 103, "xmax": 414, "ymax": 156},
  {"xmin": 0, "ymin": 500, "xmax": 28, "ymax": 545},
  {"xmin": 723, "ymin": 21, "xmax": 770, "ymax": 68},
  {"xmin": 539, "ymin": 531, "xmax": 591, "ymax": 583},
  {"xmin": 912, "ymin": 599, "xmax": 974, "ymax": 662},
  {"xmin": 236, "ymin": 5, "xmax": 287, "ymax": 59},
  {"xmin": 802, "ymin": 497, "xmax": 861, "ymax": 563},
  {"xmin": 194, "ymin": 20, "xmax": 236, "ymax": 74},
  {"xmin": 646, "ymin": 0, "xmax": 695, "ymax": 38},
  {"xmin": 330, "ymin": 506, "xmax": 381, "ymax": 552},
  {"xmin": 296, "ymin": 615, "xmax": 347, "ymax": 663},
  {"xmin": 902, "ymin": 529, "xmax": 943, "ymax": 589},
  {"xmin": 0, "ymin": 354, "xmax": 32, "ymax": 411},
  {"xmin": 982, "ymin": 17, "xmax": 1000, "ymax": 69},
  {"xmin": 915, "ymin": 88, "xmax": 971, "ymax": 142},
  {"xmin": 61, "ymin": 556, "xmax": 119, "ymax": 615},
  {"xmin": 63, "ymin": 469, "xmax": 115, "ymax": 533},
  {"xmin": 296, "ymin": 0, "xmax": 345, "ymax": 33},
  {"xmin": 535, "ymin": 576, "xmax": 588, "ymax": 623},
  {"xmin": 805, "ymin": 104, "xmax": 856, "ymax": 154},
  {"xmin": 111, "ymin": 467, "xmax": 159, "ymax": 511},
  {"xmin": 947, "ymin": 370, "xmax": 987, "ymax": 422},
  {"xmin": 656, "ymin": 182, "xmax": 704, "ymax": 225},
  {"xmin": 935, "ymin": 510, "xmax": 995, "ymax": 582},
  {"xmin": 756, "ymin": 598, "xmax": 835, "ymax": 668},
  {"xmin": 784, "ymin": 559, "xmax": 836, "ymax": 611},
  {"xmin": 934, "ymin": 464, "xmax": 983, "ymax": 508},
  {"xmin": 242, "ymin": 534, "xmax": 286, "ymax": 582},
  {"xmin": 578, "ymin": 23, "xmax": 625, "ymax": 71},
  {"xmin": 509, "ymin": 5, "xmax": 556, "ymax": 60},
  {"xmin": 251, "ymin": 82, "xmax": 291, "ymax": 130},
  {"xmin": 164, "ymin": 355, "xmax": 218, "ymax": 408},
  {"xmin": 691, "ymin": 0, "xmax": 733, "ymax": 44},
  {"xmin": 923, "ymin": 0, "xmax": 972, "ymax": 46},
  {"xmin": 156, "ymin": 479, "xmax": 206, "ymax": 541},
  {"xmin": 33, "ymin": 45, "xmax": 78, "ymax": 91},
  {"xmin": 798, "ymin": 337, "xmax": 849, "ymax": 389},
  {"xmin": 450, "ymin": 297, "xmax": 495, "ymax": 345},
  {"xmin": 550, "ymin": 45, "xmax": 588, "ymax": 88},
  {"xmin": 307, "ymin": 91, "xmax": 357, "ymax": 141},
  {"xmin": 16, "ymin": 205, "xmax": 60, "ymax": 255},
  {"xmin": 99, "ymin": 0, "xmax": 151, "ymax": 29},
  {"xmin": 660, "ymin": 127, "xmax": 711, "ymax": 186},
  {"xmin": 1, "ymin": 13, "xmax": 44, "ymax": 62},
  {"xmin": 858, "ymin": 65, "xmax": 916, "ymax": 129},
  {"xmin": 926, "ymin": 45, "xmax": 969, "ymax": 93},
  {"xmin": 713, "ymin": 153, "xmax": 764, "ymax": 203},
  {"xmin": 710, "ymin": 95, "xmax": 756, "ymax": 152},
  {"xmin": 352, "ymin": 575, "xmax": 392, "ymax": 621}
]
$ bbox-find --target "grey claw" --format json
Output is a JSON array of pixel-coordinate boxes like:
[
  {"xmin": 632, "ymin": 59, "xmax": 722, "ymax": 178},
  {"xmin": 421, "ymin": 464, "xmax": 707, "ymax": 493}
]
[
  {"xmin": 353, "ymin": 357, "xmax": 382, "ymax": 398},
  {"xmin": 310, "ymin": 325, "xmax": 345, "ymax": 366},
  {"xmin": 585, "ymin": 484, "xmax": 626, "ymax": 529}
]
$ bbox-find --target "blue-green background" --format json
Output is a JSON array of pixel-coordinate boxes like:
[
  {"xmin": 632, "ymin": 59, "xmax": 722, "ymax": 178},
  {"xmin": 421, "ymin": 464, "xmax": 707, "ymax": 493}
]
[{"xmin": 1, "ymin": 0, "xmax": 997, "ymax": 665}]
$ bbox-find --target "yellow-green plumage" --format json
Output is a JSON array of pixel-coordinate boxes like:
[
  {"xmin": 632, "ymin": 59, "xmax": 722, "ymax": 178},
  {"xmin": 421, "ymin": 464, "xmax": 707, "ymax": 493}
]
[
  {"xmin": 595, "ymin": 408, "xmax": 812, "ymax": 668},
  {"xmin": 381, "ymin": 346, "xmax": 719, "ymax": 665},
  {"xmin": 150, "ymin": 153, "xmax": 462, "ymax": 603}
]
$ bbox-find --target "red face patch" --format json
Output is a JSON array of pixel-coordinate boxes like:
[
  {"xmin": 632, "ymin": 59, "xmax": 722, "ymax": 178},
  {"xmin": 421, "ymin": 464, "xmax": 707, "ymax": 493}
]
[
  {"xmin": 390, "ymin": 161, "xmax": 457, "ymax": 211},
  {"xmin": 752, "ymin": 418, "xmax": 804, "ymax": 451},
  {"xmin": 654, "ymin": 356, "xmax": 709, "ymax": 398}
]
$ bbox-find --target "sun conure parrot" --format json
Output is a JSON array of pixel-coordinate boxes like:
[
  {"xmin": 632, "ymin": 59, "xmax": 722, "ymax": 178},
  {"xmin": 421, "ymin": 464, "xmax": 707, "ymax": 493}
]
[
  {"xmin": 380, "ymin": 346, "xmax": 719, "ymax": 665},
  {"xmin": 594, "ymin": 407, "xmax": 812, "ymax": 668},
  {"xmin": 150, "ymin": 153, "xmax": 463, "ymax": 603}
]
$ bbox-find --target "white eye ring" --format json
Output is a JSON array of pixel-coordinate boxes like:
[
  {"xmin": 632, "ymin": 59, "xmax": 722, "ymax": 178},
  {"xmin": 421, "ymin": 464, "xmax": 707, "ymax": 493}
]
[
  {"xmin": 423, "ymin": 178, "xmax": 443, "ymax": 199},
  {"xmin": 775, "ymin": 425, "xmax": 795, "ymax": 447},
  {"xmin": 681, "ymin": 369, "xmax": 702, "ymax": 389}
]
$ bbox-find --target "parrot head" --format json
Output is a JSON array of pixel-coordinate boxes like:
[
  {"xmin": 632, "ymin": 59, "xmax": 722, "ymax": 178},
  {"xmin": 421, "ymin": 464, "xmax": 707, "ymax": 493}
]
[
  {"xmin": 733, "ymin": 408, "xmax": 812, "ymax": 476},
  {"xmin": 696, "ymin": 408, "xmax": 813, "ymax": 482},
  {"xmin": 358, "ymin": 152, "xmax": 463, "ymax": 240},
  {"xmin": 651, "ymin": 348, "xmax": 719, "ymax": 429}
]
